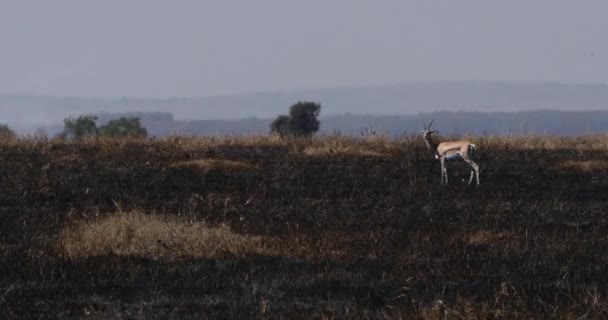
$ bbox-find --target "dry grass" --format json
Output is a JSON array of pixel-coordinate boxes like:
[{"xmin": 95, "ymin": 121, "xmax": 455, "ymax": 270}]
[
  {"xmin": 467, "ymin": 230, "xmax": 514, "ymax": 246},
  {"xmin": 479, "ymin": 133, "xmax": 608, "ymax": 150},
  {"xmin": 557, "ymin": 160, "xmax": 608, "ymax": 172},
  {"xmin": 57, "ymin": 212, "xmax": 276, "ymax": 259},
  {"xmin": 302, "ymin": 144, "xmax": 386, "ymax": 157},
  {"xmin": 166, "ymin": 134, "xmax": 288, "ymax": 150},
  {"xmin": 171, "ymin": 159, "xmax": 259, "ymax": 173},
  {"xmin": 299, "ymin": 135, "xmax": 394, "ymax": 157}
]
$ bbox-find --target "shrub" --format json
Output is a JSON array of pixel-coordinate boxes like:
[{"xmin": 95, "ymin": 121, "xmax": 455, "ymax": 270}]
[
  {"xmin": 0, "ymin": 124, "xmax": 16, "ymax": 140},
  {"xmin": 271, "ymin": 115, "xmax": 290, "ymax": 137},
  {"xmin": 99, "ymin": 117, "xmax": 147, "ymax": 138},
  {"xmin": 271, "ymin": 101, "xmax": 321, "ymax": 137},
  {"xmin": 62, "ymin": 115, "xmax": 98, "ymax": 140}
]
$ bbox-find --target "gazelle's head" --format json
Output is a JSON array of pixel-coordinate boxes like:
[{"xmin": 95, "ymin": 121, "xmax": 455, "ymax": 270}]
[{"xmin": 422, "ymin": 119, "xmax": 437, "ymax": 139}]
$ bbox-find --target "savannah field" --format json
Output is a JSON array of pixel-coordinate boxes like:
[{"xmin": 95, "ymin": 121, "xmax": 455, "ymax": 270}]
[{"xmin": 1, "ymin": 134, "xmax": 608, "ymax": 319}]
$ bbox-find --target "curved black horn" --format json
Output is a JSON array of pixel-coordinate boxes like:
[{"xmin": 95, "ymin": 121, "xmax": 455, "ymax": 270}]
[{"xmin": 428, "ymin": 119, "xmax": 435, "ymax": 128}]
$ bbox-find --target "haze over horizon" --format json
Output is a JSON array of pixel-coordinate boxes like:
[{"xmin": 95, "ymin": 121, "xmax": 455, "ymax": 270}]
[
  {"xmin": 3, "ymin": 82, "xmax": 608, "ymax": 132},
  {"xmin": 1, "ymin": 1, "xmax": 607, "ymax": 98}
]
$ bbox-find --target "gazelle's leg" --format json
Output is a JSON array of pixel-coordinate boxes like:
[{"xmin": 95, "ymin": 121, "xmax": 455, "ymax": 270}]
[
  {"xmin": 464, "ymin": 159, "xmax": 480, "ymax": 185},
  {"xmin": 440, "ymin": 156, "xmax": 447, "ymax": 184},
  {"xmin": 468, "ymin": 170, "xmax": 475, "ymax": 185}
]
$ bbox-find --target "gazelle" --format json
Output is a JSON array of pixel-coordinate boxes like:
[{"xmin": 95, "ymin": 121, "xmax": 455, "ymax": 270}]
[{"xmin": 422, "ymin": 120, "xmax": 480, "ymax": 185}]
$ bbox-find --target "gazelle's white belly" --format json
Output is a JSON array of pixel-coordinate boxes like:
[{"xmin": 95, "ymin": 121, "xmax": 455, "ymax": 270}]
[{"xmin": 444, "ymin": 152, "xmax": 463, "ymax": 161}]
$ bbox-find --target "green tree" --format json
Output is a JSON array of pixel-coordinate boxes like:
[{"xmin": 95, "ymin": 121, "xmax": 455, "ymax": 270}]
[
  {"xmin": 270, "ymin": 101, "xmax": 321, "ymax": 137},
  {"xmin": 99, "ymin": 117, "xmax": 147, "ymax": 138},
  {"xmin": 62, "ymin": 115, "xmax": 98, "ymax": 140},
  {"xmin": 288, "ymin": 101, "xmax": 321, "ymax": 136},
  {"xmin": 0, "ymin": 124, "xmax": 16, "ymax": 140},
  {"xmin": 270, "ymin": 115, "xmax": 290, "ymax": 137}
]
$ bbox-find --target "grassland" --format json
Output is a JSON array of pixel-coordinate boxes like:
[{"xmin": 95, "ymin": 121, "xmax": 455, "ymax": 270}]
[{"xmin": 1, "ymin": 134, "xmax": 608, "ymax": 319}]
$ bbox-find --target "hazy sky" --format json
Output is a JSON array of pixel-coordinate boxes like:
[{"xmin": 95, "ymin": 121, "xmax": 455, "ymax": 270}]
[{"xmin": 1, "ymin": 0, "xmax": 606, "ymax": 98}]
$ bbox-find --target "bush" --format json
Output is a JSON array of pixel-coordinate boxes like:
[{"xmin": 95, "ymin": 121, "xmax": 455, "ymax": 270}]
[
  {"xmin": 62, "ymin": 116, "xmax": 98, "ymax": 140},
  {"xmin": 0, "ymin": 124, "xmax": 16, "ymax": 140},
  {"xmin": 271, "ymin": 101, "xmax": 321, "ymax": 137},
  {"xmin": 270, "ymin": 115, "xmax": 290, "ymax": 137},
  {"xmin": 99, "ymin": 117, "xmax": 147, "ymax": 138}
]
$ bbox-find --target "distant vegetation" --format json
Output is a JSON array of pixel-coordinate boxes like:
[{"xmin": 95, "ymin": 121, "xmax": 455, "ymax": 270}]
[
  {"xmin": 95, "ymin": 111, "xmax": 173, "ymax": 125},
  {"xmin": 0, "ymin": 124, "xmax": 16, "ymax": 140},
  {"xmin": 271, "ymin": 101, "xmax": 321, "ymax": 137},
  {"xmin": 61, "ymin": 115, "xmax": 99, "ymax": 140},
  {"xmin": 60, "ymin": 115, "xmax": 147, "ymax": 140},
  {"xmin": 98, "ymin": 117, "xmax": 148, "ymax": 138},
  {"xmin": 270, "ymin": 115, "xmax": 290, "ymax": 137},
  {"xmin": 2, "ymin": 109, "xmax": 608, "ymax": 141},
  {"xmin": 25, "ymin": 110, "xmax": 607, "ymax": 138},
  {"xmin": 4, "ymin": 82, "xmax": 608, "ymax": 124}
]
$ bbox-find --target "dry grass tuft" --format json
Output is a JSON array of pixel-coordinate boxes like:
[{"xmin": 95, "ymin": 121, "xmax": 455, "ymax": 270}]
[
  {"xmin": 171, "ymin": 159, "xmax": 259, "ymax": 173},
  {"xmin": 302, "ymin": 143, "xmax": 387, "ymax": 157},
  {"xmin": 303, "ymin": 145, "xmax": 385, "ymax": 157},
  {"xmin": 468, "ymin": 230, "xmax": 514, "ymax": 246},
  {"xmin": 557, "ymin": 160, "xmax": 608, "ymax": 172},
  {"xmin": 166, "ymin": 134, "xmax": 288, "ymax": 151},
  {"xmin": 57, "ymin": 212, "xmax": 276, "ymax": 259},
  {"xmin": 53, "ymin": 153, "xmax": 83, "ymax": 165}
]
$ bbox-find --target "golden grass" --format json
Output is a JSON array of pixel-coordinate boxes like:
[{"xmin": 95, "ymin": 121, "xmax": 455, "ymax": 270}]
[
  {"xmin": 299, "ymin": 136, "xmax": 393, "ymax": 157},
  {"xmin": 302, "ymin": 145, "xmax": 386, "ymax": 157},
  {"xmin": 166, "ymin": 134, "xmax": 288, "ymax": 151},
  {"xmin": 479, "ymin": 134, "xmax": 608, "ymax": 151},
  {"xmin": 468, "ymin": 230, "xmax": 514, "ymax": 246},
  {"xmin": 56, "ymin": 212, "xmax": 276, "ymax": 259},
  {"xmin": 171, "ymin": 159, "xmax": 259, "ymax": 173},
  {"xmin": 557, "ymin": 160, "xmax": 608, "ymax": 172},
  {"xmin": 15, "ymin": 134, "xmax": 608, "ymax": 157},
  {"xmin": 52, "ymin": 153, "xmax": 83, "ymax": 164}
]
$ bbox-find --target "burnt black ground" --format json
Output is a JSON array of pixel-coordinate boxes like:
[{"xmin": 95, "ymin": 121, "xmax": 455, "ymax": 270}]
[{"xmin": 1, "ymin": 136, "xmax": 608, "ymax": 319}]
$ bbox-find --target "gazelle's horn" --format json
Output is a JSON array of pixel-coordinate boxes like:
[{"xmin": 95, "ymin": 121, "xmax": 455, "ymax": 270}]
[
  {"xmin": 428, "ymin": 119, "xmax": 435, "ymax": 129},
  {"xmin": 423, "ymin": 120, "xmax": 427, "ymax": 129}
]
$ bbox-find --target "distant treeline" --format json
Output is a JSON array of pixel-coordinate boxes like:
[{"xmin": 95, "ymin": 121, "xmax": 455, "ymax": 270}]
[
  {"xmin": 32, "ymin": 110, "xmax": 608, "ymax": 137},
  {"xmin": 95, "ymin": 112, "xmax": 174, "ymax": 124},
  {"xmin": 172, "ymin": 110, "xmax": 608, "ymax": 137},
  {"xmin": 323, "ymin": 110, "xmax": 608, "ymax": 136}
]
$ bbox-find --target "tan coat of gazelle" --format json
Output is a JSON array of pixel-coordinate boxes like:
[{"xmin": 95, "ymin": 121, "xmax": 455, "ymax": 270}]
[{"xmin": 422, "ymin": 120, "xmax": 480, "ymax": 185}]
